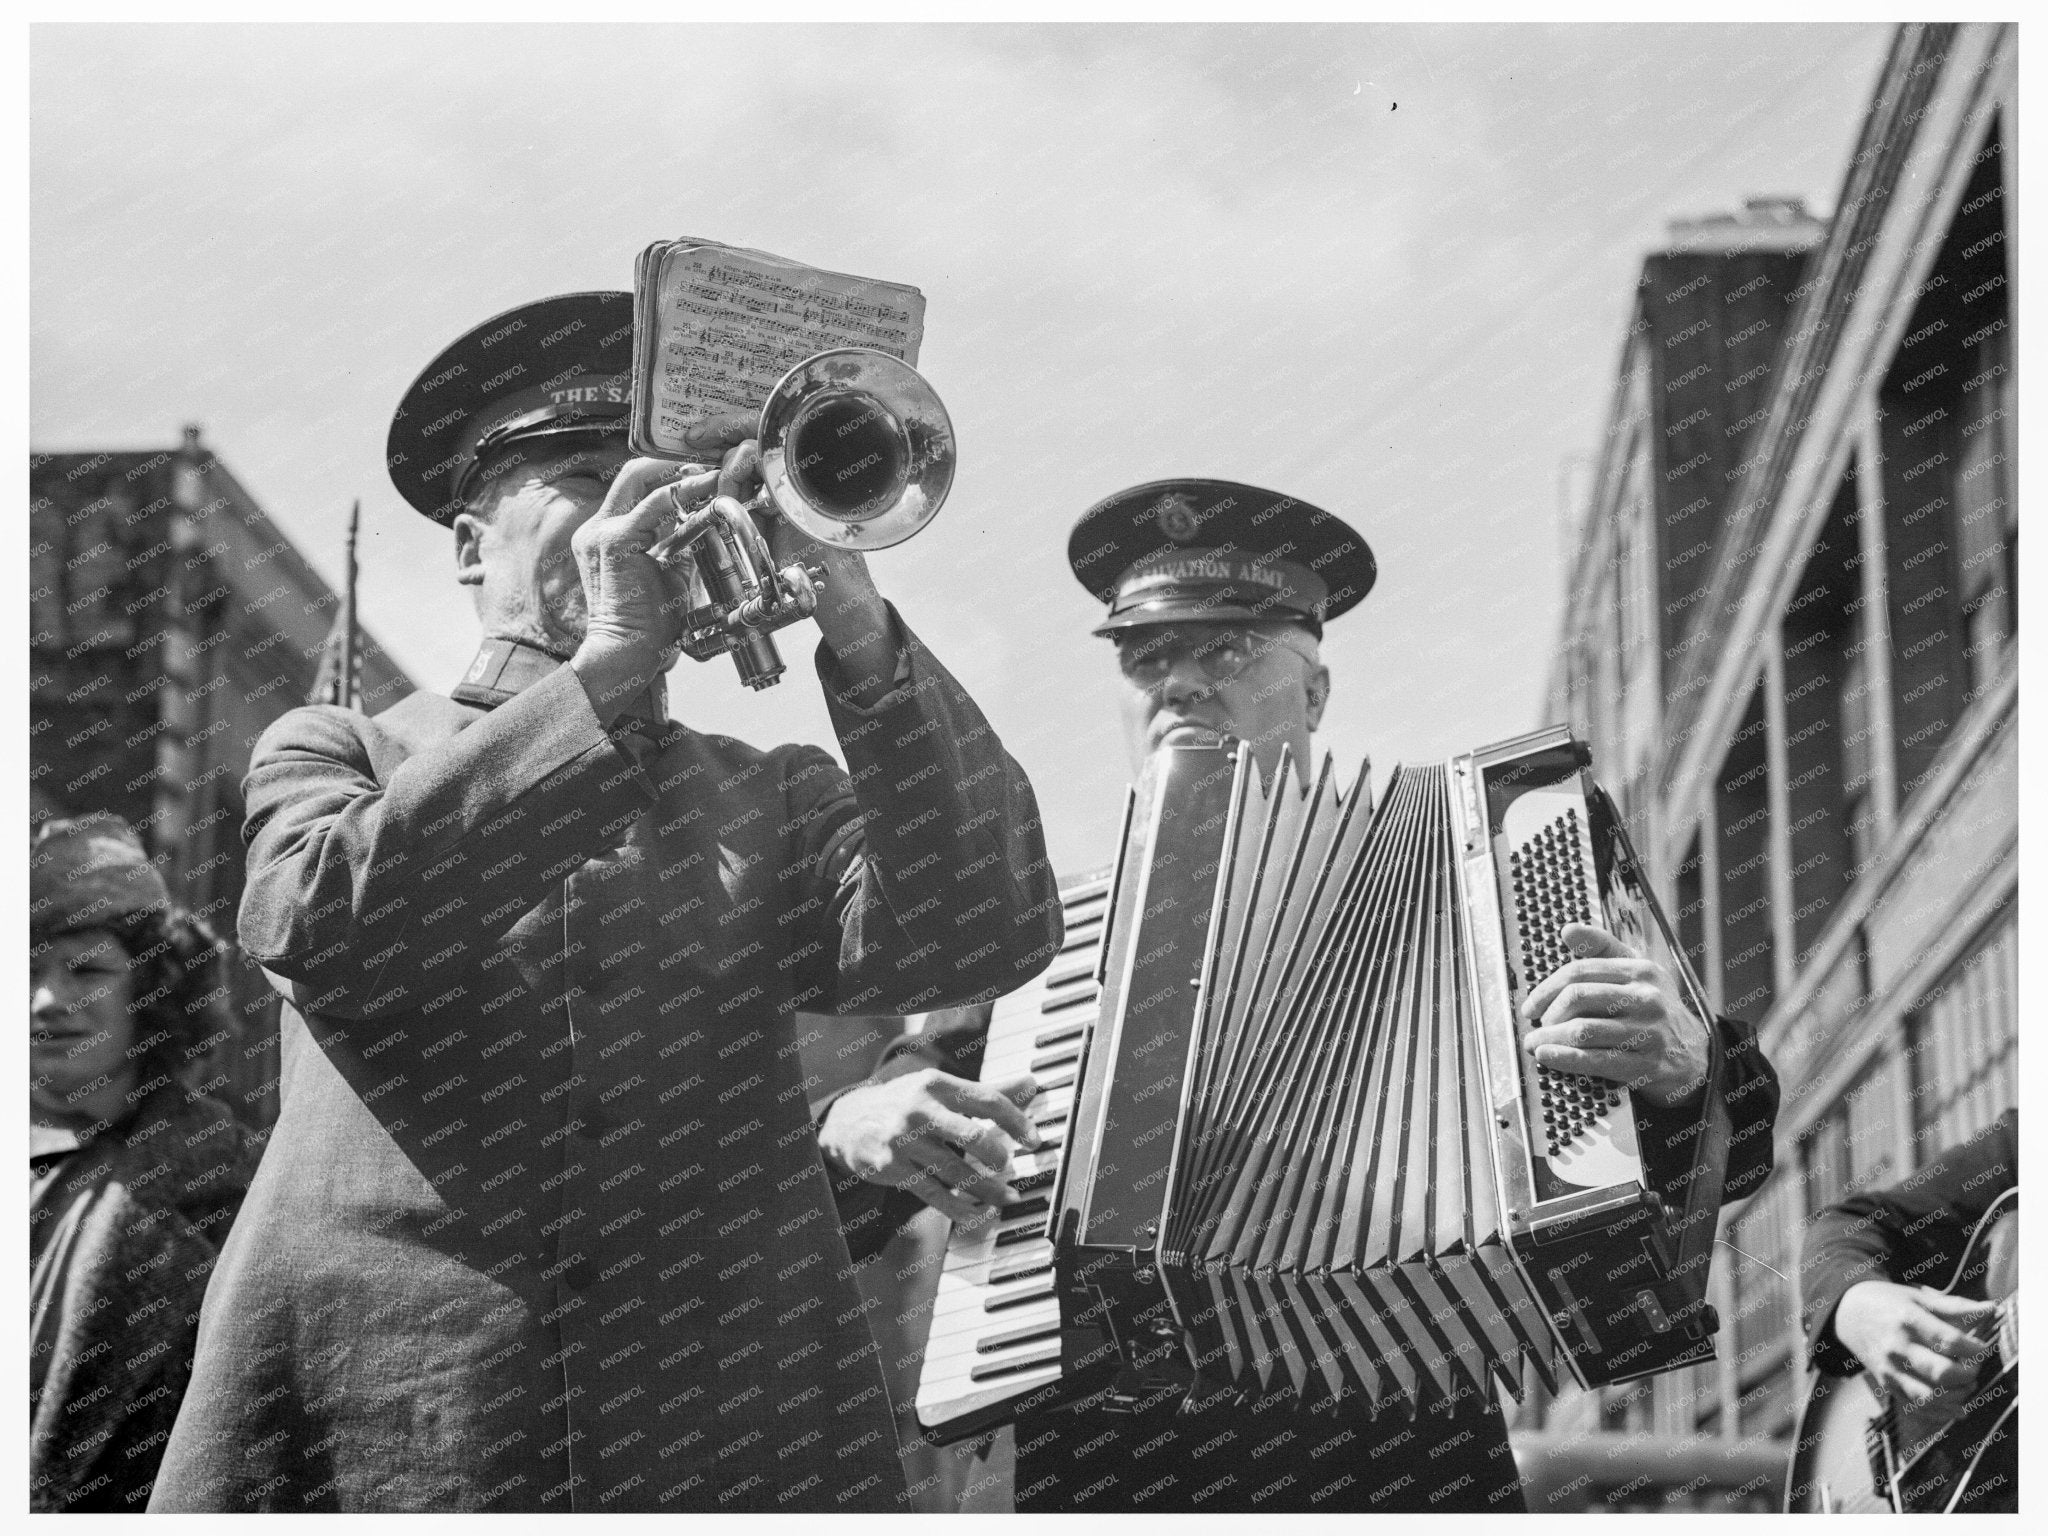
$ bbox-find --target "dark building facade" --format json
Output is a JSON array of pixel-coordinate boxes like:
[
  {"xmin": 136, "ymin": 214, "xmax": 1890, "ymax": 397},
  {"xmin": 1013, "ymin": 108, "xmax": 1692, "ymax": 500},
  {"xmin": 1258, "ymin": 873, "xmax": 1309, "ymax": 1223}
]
[
  {"xmin": 30, "ymin": 429, "xmax": 416, "ymax": 1133},
  {"xmin": 1534, "ymin": 20, "xmax": 2016, "ymax": 1487}
]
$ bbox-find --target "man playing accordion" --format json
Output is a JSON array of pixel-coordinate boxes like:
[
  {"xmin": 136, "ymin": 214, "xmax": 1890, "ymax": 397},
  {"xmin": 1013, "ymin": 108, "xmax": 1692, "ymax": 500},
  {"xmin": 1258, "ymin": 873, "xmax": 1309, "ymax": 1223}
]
[{"xmin": 828, "ymin": 479, "xmax": 1781, "ymax": 1511}]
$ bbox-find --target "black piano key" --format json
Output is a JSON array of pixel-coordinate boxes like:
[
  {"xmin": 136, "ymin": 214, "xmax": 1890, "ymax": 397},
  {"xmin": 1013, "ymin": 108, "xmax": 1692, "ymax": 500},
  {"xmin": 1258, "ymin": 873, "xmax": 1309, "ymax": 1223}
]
[
  {"xmin": 1009, "ymin": 1168, "xmax": 1056, "ymax": 1194},
  {"xmin": 1032, "ymin": 1023, "xmax": 1087, "ymax": 1050},
  {"xmin": 988, "ymin": 1256, "xmax": 1052, "ymax": 1285},
  {"xmin": 969, "ymin": 1346, "xmax": 1062, "ymax": 1382},
  {"xmin": 1029, "ymin": 1048, "xmax": 1082, "ymax": 1074},
  {"xmin": 984, "ymin": 1283, "xmax": 1055, "ymax": 1313},
  {"xmin": 1040, "ymin": 991, "xmax": 1099, "ymax": 1016},
  {"xmin": 994, "ymin": 1222, "xmax": 1048, "ymax": 1248},
  {"xmin": 976, "ymin": 1322, "xmax": 1062, "ymax": 1355}
]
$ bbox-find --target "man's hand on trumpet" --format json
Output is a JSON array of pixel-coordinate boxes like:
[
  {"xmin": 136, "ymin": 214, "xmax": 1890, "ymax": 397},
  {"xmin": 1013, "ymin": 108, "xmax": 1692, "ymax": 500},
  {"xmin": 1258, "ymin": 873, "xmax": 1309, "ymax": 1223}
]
[
  {"xmin": 664, "ymin": 412, "xmax": 902, "ymax": 708},
  {"xmin": 564, "ymin": 454, "xmax": 714, "ymax": 727}
]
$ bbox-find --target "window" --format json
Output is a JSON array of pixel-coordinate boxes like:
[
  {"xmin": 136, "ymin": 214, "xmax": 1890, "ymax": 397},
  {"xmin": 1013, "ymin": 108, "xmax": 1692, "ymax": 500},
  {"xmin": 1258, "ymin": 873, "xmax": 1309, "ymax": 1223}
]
[
  {"xmin": 1778, "ymin": 469, "xmax": 1866, "ymax": 957},
  {"xmin": 1843, "ymin": 1052, "xmax": 1903, "ymax": 1191},
  {"xmin": 1800, "ymin": 1112, "xmax": 1851, "ymax": 1215},
  {"xmin": 1673, "ymin": 832, "xmax": 1707, "ymax": 979},
  {"xmin": 1729, "ymin": 1177, "xmax": 1800, "ymax": 1436},
  {"xmin": 1876, "ymin": 119, "xmax": 2014, "ymax": 804},
  {"xmin": 1714, "ymin": 686, "xmax": 1775, "ymax": 1019},
  {"xmin": 1838, "ymin": 614, "xmax": 1881, "ymax": 879},
  {"xmin": 1906, "ymin": 913, "xmax": 2018, "ymax": 1158}
]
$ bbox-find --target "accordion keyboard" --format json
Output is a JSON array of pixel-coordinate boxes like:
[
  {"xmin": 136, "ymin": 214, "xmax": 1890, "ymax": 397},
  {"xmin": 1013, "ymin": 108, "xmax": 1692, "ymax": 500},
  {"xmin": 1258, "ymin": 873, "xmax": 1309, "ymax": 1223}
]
[
  {"xmin": 915, "ymin": 877, "xmax": 1109, "ymax": 1441},
  {"xmin": 1498, "ymin": 792, "xmax": 1641, "ymax": 1192}
]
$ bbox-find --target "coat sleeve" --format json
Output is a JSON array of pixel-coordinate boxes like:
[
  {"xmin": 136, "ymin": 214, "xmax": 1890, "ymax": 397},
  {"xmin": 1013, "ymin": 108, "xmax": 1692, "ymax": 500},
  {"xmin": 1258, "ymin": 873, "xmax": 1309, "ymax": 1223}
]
[
  {"xmin": 783, "ymin": 605, "xmax": 1063, "ymax": 1019},
  {"xmin": 1633, "ymin": 1011, "xmax": 1780, "ymax": 1213},
  {"xmin": 874, "ymin": 1004, "xmax": 995, "ymax": 1080},
  {"xmin": 1798, "ymin": 1109, "xmax": 2016, "ymax": 1376},
  {"xmin": 237, "ymin": 665, "xmax": 656, "ymax": 1022}
]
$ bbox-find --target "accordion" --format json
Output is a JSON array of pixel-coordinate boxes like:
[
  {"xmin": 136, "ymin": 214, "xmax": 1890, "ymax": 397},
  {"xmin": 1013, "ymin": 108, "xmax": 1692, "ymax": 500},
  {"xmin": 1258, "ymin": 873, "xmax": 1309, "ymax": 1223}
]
[{"xmin": 916, "ymin": 726, "xmax": 1729, "ymax": 1443}]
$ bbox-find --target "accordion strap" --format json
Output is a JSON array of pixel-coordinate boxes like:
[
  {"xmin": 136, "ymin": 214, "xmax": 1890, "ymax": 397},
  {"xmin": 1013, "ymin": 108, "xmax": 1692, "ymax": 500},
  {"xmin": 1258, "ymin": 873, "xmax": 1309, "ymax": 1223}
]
[
  {"xmin": 1593, "ymin": 780, "xmax": 1731, "ymax": 1310},
  {"xmin": 1668, "ymin": 1013, "xmax": 1733, "ymax": 1308}
]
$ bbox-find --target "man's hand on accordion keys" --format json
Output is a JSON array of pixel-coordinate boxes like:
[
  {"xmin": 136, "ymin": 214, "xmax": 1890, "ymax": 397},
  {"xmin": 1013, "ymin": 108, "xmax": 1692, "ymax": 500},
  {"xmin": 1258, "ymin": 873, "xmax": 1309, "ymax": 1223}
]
[
  {"xmin": 819, "ymin": 1067, "xmax": 1043, "ymax": 1224},
  {"xmin": 1518, "ymin": 922, "xmax": 1711, "ymax": 1109}
]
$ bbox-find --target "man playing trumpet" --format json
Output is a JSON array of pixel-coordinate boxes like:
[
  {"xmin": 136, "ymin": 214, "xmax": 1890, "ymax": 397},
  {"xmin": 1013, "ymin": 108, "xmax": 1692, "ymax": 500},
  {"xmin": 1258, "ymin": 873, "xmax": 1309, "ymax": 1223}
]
[{"xmin": 151, "ymin": 290, "xmax": 1061, "ymax": 1513}]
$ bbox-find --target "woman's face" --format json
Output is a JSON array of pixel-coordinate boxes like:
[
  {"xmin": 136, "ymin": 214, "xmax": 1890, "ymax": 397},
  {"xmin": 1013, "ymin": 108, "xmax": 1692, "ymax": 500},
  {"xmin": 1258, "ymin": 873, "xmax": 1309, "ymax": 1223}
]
[{"xmin": 31, "ymin": 927, "xmax": 140, "ymax": 1132}]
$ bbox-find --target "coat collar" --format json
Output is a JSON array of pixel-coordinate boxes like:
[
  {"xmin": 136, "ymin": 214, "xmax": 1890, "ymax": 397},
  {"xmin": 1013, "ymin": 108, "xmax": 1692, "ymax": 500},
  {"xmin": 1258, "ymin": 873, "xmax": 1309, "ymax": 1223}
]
[{"xmin": 452, "ymin": 636, "xmax": 667, "ymax": 734}]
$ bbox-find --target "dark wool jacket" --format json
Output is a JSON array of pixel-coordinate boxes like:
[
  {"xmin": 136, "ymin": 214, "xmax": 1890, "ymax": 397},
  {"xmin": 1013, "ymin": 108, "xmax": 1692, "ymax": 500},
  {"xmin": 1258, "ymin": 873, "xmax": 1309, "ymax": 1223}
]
[{"xmin": 30, "ymin": 1087, "xmax": 254, "ymax": 1512}]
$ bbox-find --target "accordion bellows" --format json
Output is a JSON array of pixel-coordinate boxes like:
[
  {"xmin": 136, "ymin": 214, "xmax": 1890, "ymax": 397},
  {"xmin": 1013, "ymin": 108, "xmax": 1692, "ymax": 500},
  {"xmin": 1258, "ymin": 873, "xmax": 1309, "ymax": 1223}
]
[
  {"xmin": 1160, "ymin": 756, "xmax": 1558, "ymax": 1411},
  {"xmin": 1058, "ymin": 729, "xmax": 1723, "ymax": 1416},
  {"xmin": 916, "ymin": 728, "xmax": 1727, "ymax": 1442}
]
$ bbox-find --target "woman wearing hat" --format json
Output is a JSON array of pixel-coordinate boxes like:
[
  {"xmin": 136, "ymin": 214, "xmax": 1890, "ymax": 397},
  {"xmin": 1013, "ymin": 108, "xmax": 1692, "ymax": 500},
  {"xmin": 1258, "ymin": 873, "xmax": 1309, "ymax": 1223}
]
[{"xmin": 29, "ymin": 816, "xmax": 255, "ymax": 1511}]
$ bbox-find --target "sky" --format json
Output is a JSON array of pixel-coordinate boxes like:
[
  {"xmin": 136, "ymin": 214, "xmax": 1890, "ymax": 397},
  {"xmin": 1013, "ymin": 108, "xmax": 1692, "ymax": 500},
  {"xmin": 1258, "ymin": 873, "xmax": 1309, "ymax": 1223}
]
[{"xmin": 31, "ymin": 22, "xmax": 1894, "ymax": 875}]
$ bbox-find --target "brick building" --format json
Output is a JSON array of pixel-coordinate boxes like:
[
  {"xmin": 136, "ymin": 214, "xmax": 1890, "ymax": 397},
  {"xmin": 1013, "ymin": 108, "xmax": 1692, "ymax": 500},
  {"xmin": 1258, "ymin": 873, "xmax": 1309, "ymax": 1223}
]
[
  {"xmin": 1529, "ymin": 20, "xmax": 2016, "ymax": 1498},
  {"xmin": 30, "ymin": 428, "xmax": 416, "ymax": 1132}
]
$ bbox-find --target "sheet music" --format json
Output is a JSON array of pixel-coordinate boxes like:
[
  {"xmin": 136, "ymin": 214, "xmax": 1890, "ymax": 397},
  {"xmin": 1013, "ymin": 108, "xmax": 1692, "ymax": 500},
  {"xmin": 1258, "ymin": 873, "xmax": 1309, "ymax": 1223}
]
[{"xmin": 633, "ymin": 239, "xmax": 925, "ymax": 456}]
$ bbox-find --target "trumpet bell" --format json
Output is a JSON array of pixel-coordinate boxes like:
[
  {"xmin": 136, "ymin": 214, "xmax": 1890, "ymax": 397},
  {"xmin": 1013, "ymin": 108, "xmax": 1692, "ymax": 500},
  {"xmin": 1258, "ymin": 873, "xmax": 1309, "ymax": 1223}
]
[{"xmin": 759, "ymin": 348, "xmax": 955, "ymax": 550}]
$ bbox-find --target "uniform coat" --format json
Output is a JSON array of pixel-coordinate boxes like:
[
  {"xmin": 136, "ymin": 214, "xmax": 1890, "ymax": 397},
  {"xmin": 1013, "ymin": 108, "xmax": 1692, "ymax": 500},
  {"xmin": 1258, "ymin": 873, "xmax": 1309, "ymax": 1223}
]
[{"xmin": 152, "ymin": 616, "xmax": 1060, "ymax": 1512}]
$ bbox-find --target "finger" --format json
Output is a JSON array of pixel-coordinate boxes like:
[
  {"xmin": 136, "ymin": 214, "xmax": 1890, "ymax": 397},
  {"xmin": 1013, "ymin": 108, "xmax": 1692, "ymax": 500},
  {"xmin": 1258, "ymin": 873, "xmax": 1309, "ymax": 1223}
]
[
  {"xmin": 1558, "ymin": 922, "xmax": 1634, "ymax": 961},
  {"xmin": 1523, "ymin": 1017, "xmax": 1662, "ymax": 1055},
  {"xmin": 717, "ymin": 438, "xmax": 762, "ymax": 502},
  {"xmin": 933, "ymin": 1074, "xmax": 1042, "ymax": 1148},
  {"xmin": 897, "ymin": 1167, "xmax": 987, "ymax": 1225},
  {"xmin": 601, "ymin": 470, "xmax": 721, "ymax": 549},
  {"xmin": 1521, "ymin": 958, "xmax": 1655, "ymax": 1017},
  {"xmin": 599, "ymin": 458, "xmax": 700, "ymax": 519},
  {"xmin": 988, "ymin": 1071, "xmax": 1043, "ymax": 1110},
  {"xmin": 921, "ymin": 1106, "xmax": 1016, "ymax": 1172},
  {"xmin": 1525, "ymin": 1044, "xmax": 1648, "ymax": 1087},
  {"xmin": 1917, "ymin": 1290, "xmax": 2001, "ymax": 1325},
  {"xmin": 1884, "ymin": 1366, "xmax": 1938, "ymax": 1406},
  {"xmin": 1904, "ymin": 1311, "xmax": 1995, "ymax": 1363},
  {"xmin": 681, "ymin": 412, "xmax": 757, "ymax": 456},
  {"xmin": 1898, "ymin": 1343, "xmax": 1979, "ymax": 1393},
  {"xmin": 1534, "ymin": 981, "xmax": 1659, "ymax": 1032},
  {"xmin": 901, "ymin": 1140, "xmax": 1011, "ymax": 1206}
]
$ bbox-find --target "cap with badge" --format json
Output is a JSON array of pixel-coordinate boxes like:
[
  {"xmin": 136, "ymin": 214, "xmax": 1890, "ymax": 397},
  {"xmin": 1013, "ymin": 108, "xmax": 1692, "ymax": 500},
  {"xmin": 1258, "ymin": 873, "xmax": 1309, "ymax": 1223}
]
[
  {"xmin": 386, "ymin": 291, "xmax": 637, "ymax": 526},
  {"xmin": 1067, "ymin": 478, "xmax": 1377, "ymax": 637}
]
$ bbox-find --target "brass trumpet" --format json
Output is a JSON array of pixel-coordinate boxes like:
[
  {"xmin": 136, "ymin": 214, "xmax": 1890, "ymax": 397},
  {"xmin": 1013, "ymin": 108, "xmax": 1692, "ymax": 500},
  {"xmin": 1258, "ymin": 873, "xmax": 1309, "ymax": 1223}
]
[{"xmin": 649, "ymin": 347, "xmax": 955, "ymax": 690}]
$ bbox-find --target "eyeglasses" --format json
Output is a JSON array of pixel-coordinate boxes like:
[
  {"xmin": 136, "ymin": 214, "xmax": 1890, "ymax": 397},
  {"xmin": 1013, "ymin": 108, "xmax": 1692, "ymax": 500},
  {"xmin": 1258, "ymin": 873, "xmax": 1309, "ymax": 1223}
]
[{"xmin": 1114, "ymin": 626, "xmax": 1304, "ymax": 685}]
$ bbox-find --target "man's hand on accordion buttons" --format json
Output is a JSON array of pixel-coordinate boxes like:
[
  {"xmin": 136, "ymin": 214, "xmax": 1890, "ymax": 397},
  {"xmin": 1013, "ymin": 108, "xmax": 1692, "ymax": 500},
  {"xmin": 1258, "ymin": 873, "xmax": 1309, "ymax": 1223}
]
[
  {"xmin": 1519, "ymin": 923, "xmax": 1710, "ymax": 1108},
  {"xmin": 819, "ymin": 1068, "xmax": 1041, "ymax": 1225}
]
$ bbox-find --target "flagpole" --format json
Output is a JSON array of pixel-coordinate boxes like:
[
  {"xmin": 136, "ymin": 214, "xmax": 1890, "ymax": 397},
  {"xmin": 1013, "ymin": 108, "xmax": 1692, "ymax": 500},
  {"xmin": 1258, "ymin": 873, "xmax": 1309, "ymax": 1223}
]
[{"xmin": 343, "ymin": 499, "xmax": 360, "ymax": 710}]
